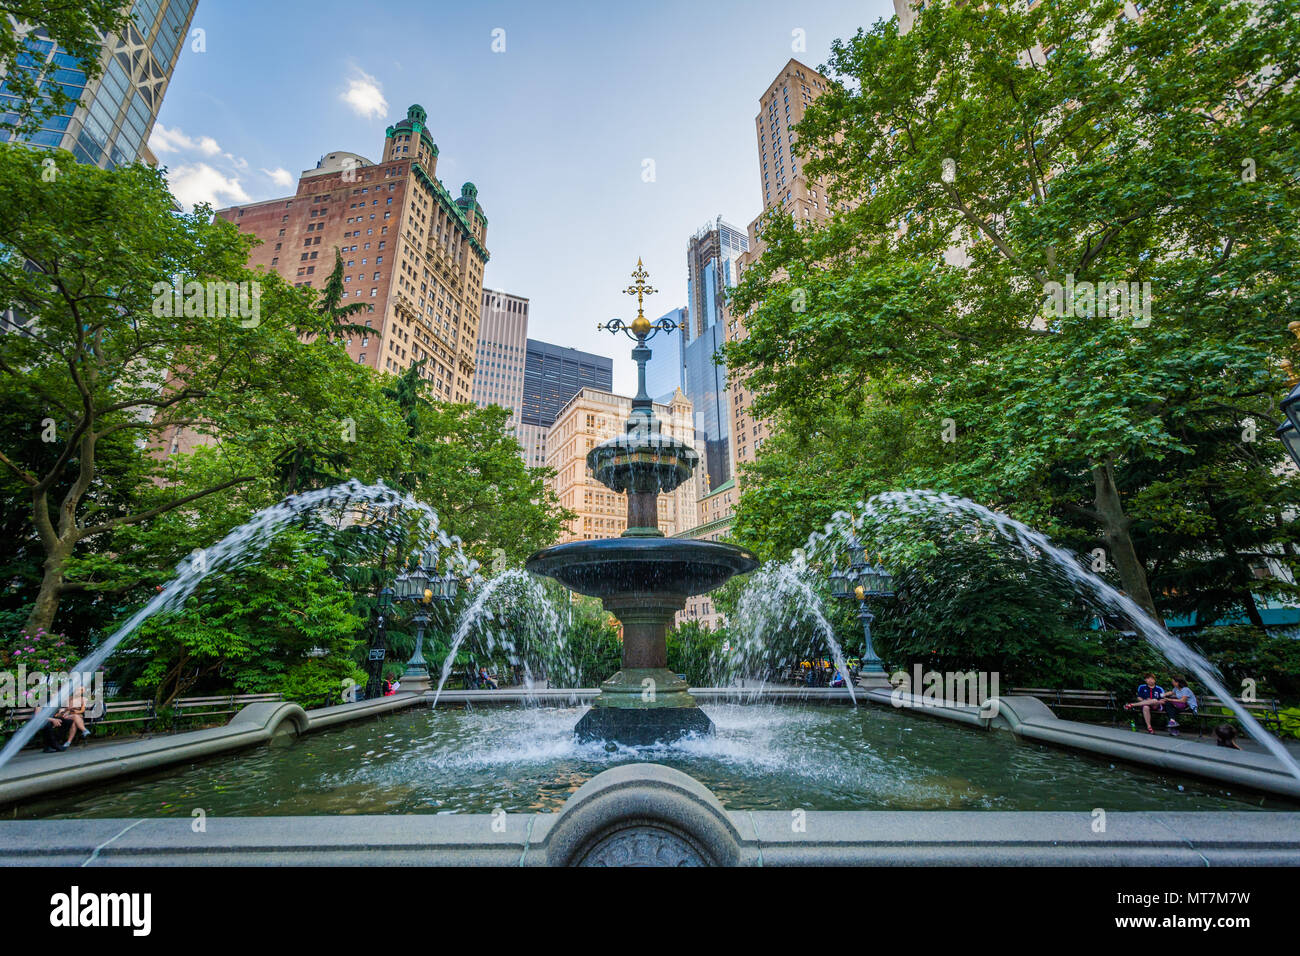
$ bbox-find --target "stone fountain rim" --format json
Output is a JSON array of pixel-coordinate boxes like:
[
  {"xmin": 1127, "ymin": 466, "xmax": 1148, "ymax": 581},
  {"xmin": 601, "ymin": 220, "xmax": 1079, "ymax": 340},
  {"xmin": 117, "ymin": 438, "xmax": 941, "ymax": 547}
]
[
  {"xmin": 525, "ymin": 535, "xmax": 759, "ymax": 570},
  {"xmin": 524, "ymin": 537, "xmax": 760, "ymax": 600}
]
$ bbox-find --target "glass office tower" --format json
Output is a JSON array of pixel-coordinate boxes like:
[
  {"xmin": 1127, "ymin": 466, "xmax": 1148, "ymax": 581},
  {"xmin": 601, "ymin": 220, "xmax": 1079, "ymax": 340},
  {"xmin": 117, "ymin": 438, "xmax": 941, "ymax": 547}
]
[
  {"xmin": 643, "ymin": 307, "xmax": 687, "ymax": 404},
  {"xmin": 0, "ymin": 0, "xmax": 197, "ymax": 167},
  {"xmin": 682, "ymin": 217, "xmax": 748, "ymax": 487}
]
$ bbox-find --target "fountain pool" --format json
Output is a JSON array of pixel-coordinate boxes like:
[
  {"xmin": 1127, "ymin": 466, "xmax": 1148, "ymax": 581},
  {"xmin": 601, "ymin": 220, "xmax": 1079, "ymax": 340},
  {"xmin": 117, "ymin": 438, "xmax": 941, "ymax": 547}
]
[{"xmin": 12, "ymin": 702, "xmax": 1292, "ymax": 819}]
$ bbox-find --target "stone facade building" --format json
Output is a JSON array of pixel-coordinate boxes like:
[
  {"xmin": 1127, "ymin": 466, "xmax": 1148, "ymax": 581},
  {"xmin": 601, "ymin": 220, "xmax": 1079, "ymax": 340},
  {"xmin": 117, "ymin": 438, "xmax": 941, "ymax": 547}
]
[
  {"xmin": 215, "ymin": 104, "xmax": 489, "ymax": 405},
  {"xmin": 727, "ymin": 59, "xmax": 838, "ymax": 471},
  {"xmin": 546, "ymin": 388, "xmax": 702, "ymax": 542},
  {"xmin": 472, "ymin": 288, "xmax": 529, "ymax": 429}
]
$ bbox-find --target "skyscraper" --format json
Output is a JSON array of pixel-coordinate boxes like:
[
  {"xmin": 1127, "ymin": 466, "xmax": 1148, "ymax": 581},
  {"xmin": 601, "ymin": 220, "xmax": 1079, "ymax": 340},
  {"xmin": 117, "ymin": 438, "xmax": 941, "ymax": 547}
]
[
  {"xmin": 217, "ymin": 104, "xmax": 489, "ymax": 405},
  {"xmin": 683, "ymin": 217, "xmax": 747, "ymax": 488},
  {"xmin": 516, "ymin": 340, "xmax": 613, "ymax": 469},
  {"xmin": 727, "ymin": 60, "xmax": 837, "ymax": 470},
  {"xmin": 472, "ymin": 288, "xmax": 529, "ymax": 427},
  {"xmin": 686, "ymin": 217, "xmax": 748, "ymax": 343},
  {"xmin": 0, "ymin": 2, "xmax": 196, "ymax": 334},
  {"xmin": 0, "ymin": 0, "xmax": 197, "ymax": 167},
  {"xmin": 642, "ymin": 306, "xmax": 687, "ymax": 404}
]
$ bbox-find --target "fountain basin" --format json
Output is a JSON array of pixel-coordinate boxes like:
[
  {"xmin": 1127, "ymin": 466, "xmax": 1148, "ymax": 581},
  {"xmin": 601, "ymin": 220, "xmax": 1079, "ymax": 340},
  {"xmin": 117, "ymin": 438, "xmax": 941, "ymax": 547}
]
[
  {"xmin": 12, "ymin": 702, "xmax": 1295, "ymax": 817},
  {"xmin": 586, "ymin": 432, "xmax": 700, "ymax": 495},
  {"xmin": 525, "ymin": 537, "xmax": 758, "ymax": 599},
  {"xmin": 527, "ymin": 538, "xmax": 759, "ymax": 745}
]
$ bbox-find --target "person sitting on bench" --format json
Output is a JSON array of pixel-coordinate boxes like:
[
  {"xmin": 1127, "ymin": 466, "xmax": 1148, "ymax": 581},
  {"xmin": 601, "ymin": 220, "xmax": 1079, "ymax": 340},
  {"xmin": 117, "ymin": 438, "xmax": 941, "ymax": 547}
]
[
  {"xmin": 56, "ymin": 686, "xmax": 90, "ymax": 745},
  {"xmin": 1122, "ymin": 673, "xmax": 1165, "ymax": 733},
  {"xmin": 40, "ymin": 713, "xmax": 69, "ymax": 753},
  {"xmin": 479, "ymin": 667, "xmax": 499, "ymax": 690},
  {"xmin": 1161, "ymin": 676, "xmax": 1197, "ymax": 735}
]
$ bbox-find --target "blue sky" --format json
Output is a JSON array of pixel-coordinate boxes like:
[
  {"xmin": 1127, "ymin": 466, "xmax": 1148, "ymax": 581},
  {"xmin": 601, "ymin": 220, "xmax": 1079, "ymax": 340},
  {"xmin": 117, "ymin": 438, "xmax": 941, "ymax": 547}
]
[{"xmin": 152, "ymin": 0, "xmax": 895, "ymax": 393}]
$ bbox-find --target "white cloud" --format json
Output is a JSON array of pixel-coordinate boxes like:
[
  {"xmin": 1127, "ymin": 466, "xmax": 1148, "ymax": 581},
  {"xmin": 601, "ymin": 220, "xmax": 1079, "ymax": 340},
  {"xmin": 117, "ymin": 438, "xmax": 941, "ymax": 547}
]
[
  {"xmin": 152, "ymin": 124, "xmax": 236, "ymax": 164},
  {"xmin": 149, "ymin": 122, "xmax": 198, "ymax": 153},
  {"xmin": 340, "ymin": 68, "xmax": 388, "ymax": 119},
  {"xmin": 167, "ymin": 163, "xmax": 251, "ymax": 210},
  {"xmin": 261, "ymin": 167, "xmax": 293, "ymax": 187}
]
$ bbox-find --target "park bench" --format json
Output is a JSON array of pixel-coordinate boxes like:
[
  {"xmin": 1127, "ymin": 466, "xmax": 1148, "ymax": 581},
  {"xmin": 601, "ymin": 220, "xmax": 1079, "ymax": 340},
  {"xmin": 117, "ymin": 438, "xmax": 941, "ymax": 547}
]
[
  {"xmin": 1, "ymin": 695, "xmax": 156, "ymax": 746},
  {"xmin": 1009, "ymin": 687, "xmax": 1118, "ymax": 718},
  {"xmin": 95, "ymin": 699, "xmax": 156, "ymax": 733},
  {"xmin": 1186, "ymin": 695, "xmax": 1283, "ymax": 737},
  {"xmin": 170, "ymin": 692, "xmax": 283, "ymax": 731}
]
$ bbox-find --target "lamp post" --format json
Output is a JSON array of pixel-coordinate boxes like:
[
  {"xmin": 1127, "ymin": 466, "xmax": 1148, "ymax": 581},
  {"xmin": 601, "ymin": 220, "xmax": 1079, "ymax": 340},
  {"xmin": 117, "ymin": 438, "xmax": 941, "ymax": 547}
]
[
  {"xmin": 364, "ymin": 586, "xmax": 394, "ymax": 700},
  {"xmin": 1279, "ymin": 377, "xmax": 1300, "ymax": 471},
  {"xmin": 1276, "ymin": 327, "xmax": 1300, "ymax": 470},
  {"xmin": 392, "ymin": 544, "xmax": 459, "ymax": 694},
  {"xmin": 829, "ymin": 536, "xmax": 895, "ymax": 690}
]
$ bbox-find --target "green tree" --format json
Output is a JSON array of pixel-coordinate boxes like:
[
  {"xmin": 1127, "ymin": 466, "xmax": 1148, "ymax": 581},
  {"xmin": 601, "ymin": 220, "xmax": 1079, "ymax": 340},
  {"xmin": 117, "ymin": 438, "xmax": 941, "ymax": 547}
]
[
  {"xmin": 562, "ymin": 596, "xmax": 622, "ymax": 687},
  {"xmin": 315, "ymin": 248, "xmax": 374, "ymax": 340},
  {"xmin": 666, "ymin": 621, "xmax": 728, "ymax": 686},
  {"xmin": 129, "ymin": 532, "xmax": 366, "ymax": 707},
  {"xmin": 0, "ymin": 146, "xmax": 408, "ymax": 634},
  {"xmin": 726, "ymin": 0, "xmax": 1300, "ymax": 621}
]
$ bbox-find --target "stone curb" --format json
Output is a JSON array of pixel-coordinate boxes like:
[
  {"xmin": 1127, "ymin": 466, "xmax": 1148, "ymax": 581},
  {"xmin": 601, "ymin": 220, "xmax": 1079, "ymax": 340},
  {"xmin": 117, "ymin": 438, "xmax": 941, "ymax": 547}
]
[{"xmin": 868, "ymin": 689, "xmax": 1300, "ymax": 800}]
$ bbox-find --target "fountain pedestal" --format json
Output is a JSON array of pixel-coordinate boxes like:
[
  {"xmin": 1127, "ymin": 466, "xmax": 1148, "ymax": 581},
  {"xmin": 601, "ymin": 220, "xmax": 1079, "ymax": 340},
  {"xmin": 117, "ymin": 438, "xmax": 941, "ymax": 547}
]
[
  {"xmin": 574, "ymin": 594, "xmax": 715, "ymax": 745},
  {"xmin": 399, "ymin": 670, "xmax": 432, "ymax": 694},
  {"xmin": 528, "ymin": 537, "xmax": 757, "ymax": 745}
]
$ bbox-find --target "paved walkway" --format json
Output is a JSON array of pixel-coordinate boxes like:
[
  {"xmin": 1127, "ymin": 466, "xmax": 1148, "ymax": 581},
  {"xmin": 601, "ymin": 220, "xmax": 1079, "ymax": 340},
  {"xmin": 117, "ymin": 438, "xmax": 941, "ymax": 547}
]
[{"xmin": 1120, "ymin": 723, "xmax": 1300, "ymax": 760}]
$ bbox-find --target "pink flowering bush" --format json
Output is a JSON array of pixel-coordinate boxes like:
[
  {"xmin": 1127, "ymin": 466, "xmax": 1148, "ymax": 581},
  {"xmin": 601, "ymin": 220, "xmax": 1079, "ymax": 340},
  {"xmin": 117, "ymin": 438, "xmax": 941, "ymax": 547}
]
[{"xmin": 3, "ymin": 627, "xmax": 78, "ymax": 677}]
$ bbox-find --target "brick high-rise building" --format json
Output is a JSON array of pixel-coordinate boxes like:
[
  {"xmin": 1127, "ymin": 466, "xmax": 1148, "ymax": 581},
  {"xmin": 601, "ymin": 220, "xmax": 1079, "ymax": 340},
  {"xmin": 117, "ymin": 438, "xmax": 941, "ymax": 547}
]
[
  {"xmin": 726, "ymin": 59, "xmax": 837, "ymax": 471},
  {"xmin": 547, "ymin": 388, "xmax": 702, "ymax": 542},
  {"xmin": 216, "ymin": 103, "xmax": 489, "ymax": 404},
  {"xmin": 472, "ymin": 288, "xmax": 529, "ymax": 428}
]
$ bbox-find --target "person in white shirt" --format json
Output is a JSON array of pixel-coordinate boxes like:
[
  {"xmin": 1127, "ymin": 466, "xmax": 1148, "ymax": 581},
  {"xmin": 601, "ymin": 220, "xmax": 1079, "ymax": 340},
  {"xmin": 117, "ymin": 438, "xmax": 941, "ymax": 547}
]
[{"xmin": 1162, "ymin": 676, "xmax": 1197, "ymax": 735}]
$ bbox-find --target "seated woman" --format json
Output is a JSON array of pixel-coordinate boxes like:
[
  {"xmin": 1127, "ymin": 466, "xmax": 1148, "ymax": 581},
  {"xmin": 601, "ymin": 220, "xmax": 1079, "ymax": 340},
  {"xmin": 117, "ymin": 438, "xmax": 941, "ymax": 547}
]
[
  {"xmin": 1161, "ymin": 676, "xmax": 1197, "ymax": 735},
  {"xmin": 56, "ymin": 686, "xmax": 90, "ymax": 747},
  {"xmin": 479, "ymin": 667, "xmax": 499, "ymax": 690},
  {"xmin": 1122, "ymin": 673, "xmax": 1165, "ymax": 733}
]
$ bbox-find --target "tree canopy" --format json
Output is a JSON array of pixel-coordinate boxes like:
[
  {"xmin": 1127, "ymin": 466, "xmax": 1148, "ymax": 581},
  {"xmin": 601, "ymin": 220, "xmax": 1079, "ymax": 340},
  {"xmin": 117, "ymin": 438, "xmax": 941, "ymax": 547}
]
[{"xmin": 726, "ymin": 0, "xmax": 1300, "ymax": 627}]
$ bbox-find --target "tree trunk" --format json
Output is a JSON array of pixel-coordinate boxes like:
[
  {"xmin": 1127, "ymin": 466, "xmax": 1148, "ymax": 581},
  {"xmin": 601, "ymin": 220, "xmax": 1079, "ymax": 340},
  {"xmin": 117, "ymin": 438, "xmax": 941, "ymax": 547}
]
[
  {"xmin": 25, "ymin": 543, "xmax": 70, "ymax": 635},
  {"xmin": 1092, "ymin": 458, "xmax": 1161, "ymax": 624}
]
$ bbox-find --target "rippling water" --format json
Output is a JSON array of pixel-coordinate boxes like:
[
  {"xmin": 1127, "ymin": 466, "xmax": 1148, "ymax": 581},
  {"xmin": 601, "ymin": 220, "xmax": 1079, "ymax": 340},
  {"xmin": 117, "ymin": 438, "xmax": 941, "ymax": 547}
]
[{"xmin": 16, "ymin": 703, "xmax": 1289, "ymax": 818}]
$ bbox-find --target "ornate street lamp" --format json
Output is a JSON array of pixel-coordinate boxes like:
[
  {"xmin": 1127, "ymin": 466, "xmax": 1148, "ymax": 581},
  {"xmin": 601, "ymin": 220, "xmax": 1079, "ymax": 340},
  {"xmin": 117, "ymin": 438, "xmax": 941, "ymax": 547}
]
[
  {"xmin": 364, "ymin": 586, "xmax": 395, "ymax": 699},
  {"xmin": 829, "ymin": 535, "xmax": 895, "ymax": 689},
  {"xmin": 1276, "ymin": 330, "xmax": 1300, "ymax": 469},
  {"xmin": 1278, "ymin": 420, "xmax": 1300, "ymax": 471},
  {"xmin": 828, "ymin": 567, "xmax": 852, "ymax": 599},
  {"xmin": 391, "ymin": 545, "xmax": 459, "ymax": 694},
  {"xmin": 1280, "ymin": 377, "xmax": 1300, "ymax": 470}
]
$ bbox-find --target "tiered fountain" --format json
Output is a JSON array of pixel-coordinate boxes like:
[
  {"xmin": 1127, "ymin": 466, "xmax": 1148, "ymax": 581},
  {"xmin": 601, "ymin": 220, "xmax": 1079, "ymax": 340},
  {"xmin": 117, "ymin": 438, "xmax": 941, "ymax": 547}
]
[{"xmin": 526, "ymin": 261, "xmax": 758, "ymax": 745}]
